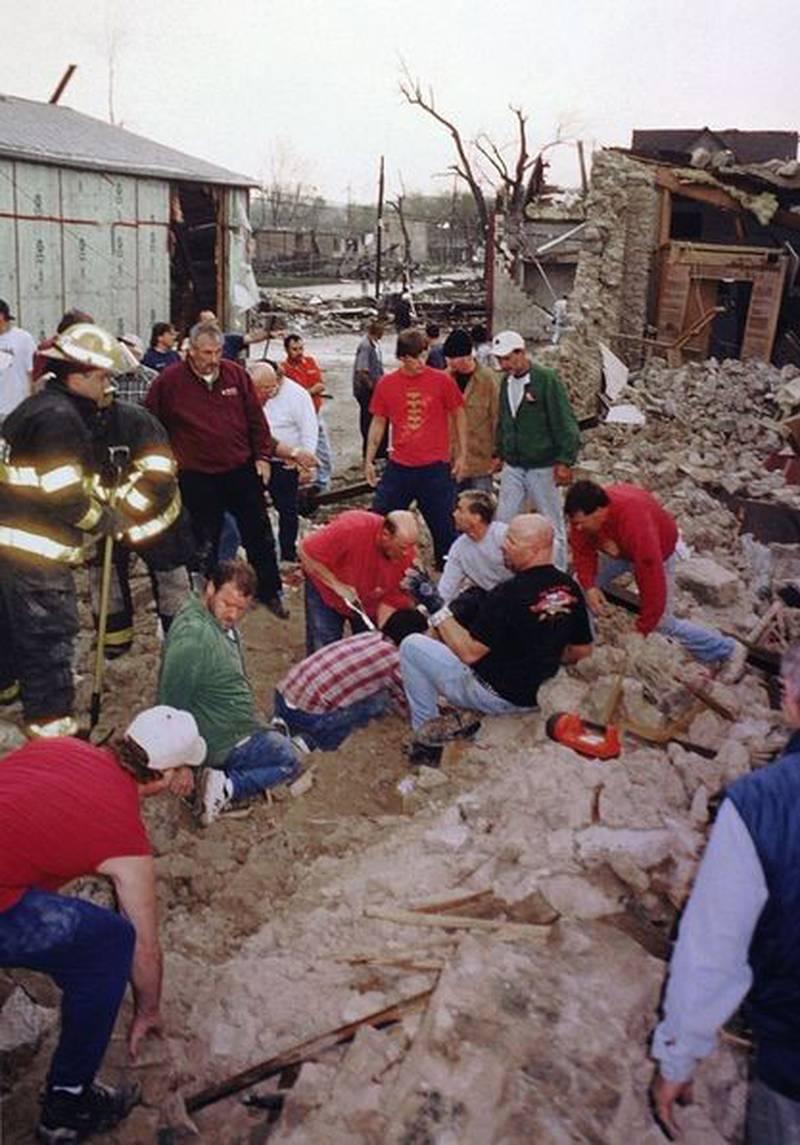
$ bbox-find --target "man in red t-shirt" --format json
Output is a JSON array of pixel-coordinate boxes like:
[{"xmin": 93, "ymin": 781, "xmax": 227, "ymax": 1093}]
[
  {"xmin": 0, "ymin": 706, "xmax": 206, "ymax": 1142},
  {"xmin": 365, "ymin": 327, "xmax": 467, "ymax": 568},
  {"xmin": 282, "ymin": 333, "xmax": 333, "ymax": 490},
  {"xmin": 565, "ymin": 480, "xmax": 746, "ymax": 681},
  {"xmin": 298, "ymin": 508, "xmax": 418, "ymax": 652}
]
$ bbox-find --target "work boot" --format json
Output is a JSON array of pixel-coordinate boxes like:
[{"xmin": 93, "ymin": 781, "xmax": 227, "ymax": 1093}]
[
  {"xmin": 36, "ymin": 1079, "xmax": 140, "ymax": 1142},
  {"xmin": 263, "ymin": 595, "xmax": 290, "ymax": 620},
  {"xmin": 199, "ymin": 768, "xmax": 233, "ymax": 826},
  {"xmin": 414, "ymin": 710, "xmax": 482, "ymax": 747}
]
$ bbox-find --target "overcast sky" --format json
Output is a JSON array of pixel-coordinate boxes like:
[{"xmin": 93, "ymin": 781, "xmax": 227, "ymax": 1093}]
[{"xmin": 3, "ymin": 0, "xmax": 797, "ymax": 205}]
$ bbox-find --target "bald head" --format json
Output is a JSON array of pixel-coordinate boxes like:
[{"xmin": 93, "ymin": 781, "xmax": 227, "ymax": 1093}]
[
  {"xmin": 380, "ymin": 510, "xmax": 419, "ymax": 560},
  {"xmin": 502, "ymin": 513, "xmax": 554, "ymax": 572},
  {"xmin": 249, "ymin": 361, "xmax": 279, "ymax": 402}
]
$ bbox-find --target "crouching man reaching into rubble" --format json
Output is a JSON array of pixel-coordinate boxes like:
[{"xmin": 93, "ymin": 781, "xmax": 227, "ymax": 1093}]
[
  {"xmin": 0, "ymin": 705, "xmax": 206, "ymax": 1143},
  {"xmin": 651, "ymin": 643, "xmax": 800, "ymax": 1142},
  {"xmin": 400, "ymin": 513, "xmax": 593, "ymax": 760},
  {"xmin": 565, "ymin": 480, "xmax": 746, "ymax": 683}
]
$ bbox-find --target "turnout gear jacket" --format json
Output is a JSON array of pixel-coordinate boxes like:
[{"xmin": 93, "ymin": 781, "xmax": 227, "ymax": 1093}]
[{"xmin": 0, "ymin": 379, "xmax": 180, "ymax": 566}]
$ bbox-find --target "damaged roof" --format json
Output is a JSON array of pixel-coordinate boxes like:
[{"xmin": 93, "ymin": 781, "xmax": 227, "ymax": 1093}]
[
  {"xmin": 632, "ymin": 128, "xmax": 798, "ymax": 166},
  {"xmin": 0, "ymin": 93, "xmax": 257, "ymax": 187}
]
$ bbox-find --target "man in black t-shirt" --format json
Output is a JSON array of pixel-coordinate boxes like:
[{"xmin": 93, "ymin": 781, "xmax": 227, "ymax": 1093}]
[{"xmin": 399, "ymin": 514, "xmax": 593, "ymax": 745}]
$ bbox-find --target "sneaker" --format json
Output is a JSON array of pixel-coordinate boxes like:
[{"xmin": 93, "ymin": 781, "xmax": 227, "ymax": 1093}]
[
  {"xmin": 414, "ymin": 710, "xmax": 482, "ymax": 747},
  {"xmin": 290, "ymin": 734, "xmax": 312, "ymax": 756},
  {"xmin": 269, "ymin": 716, "xmax": 291, "ymax": 737},
  {"xmin": 718, "ymin": 640, "xmax": 747, "ymax": 685},
  {"xmin": 37, "ymin": 1079, "xmax": 140, "ymax": 1142},
  {"xmin": 199, "ymin": 769, "xmax": 232, "ymax": 826},
  {"xmin": 263, "ymin": 596, "xmax": 290, "ymax": 620}
]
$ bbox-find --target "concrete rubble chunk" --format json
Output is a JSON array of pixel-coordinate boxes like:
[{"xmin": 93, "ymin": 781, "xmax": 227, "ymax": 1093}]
[{"xmin": 675, "ymin": 557, "xmax": 740, "ymax": 607}]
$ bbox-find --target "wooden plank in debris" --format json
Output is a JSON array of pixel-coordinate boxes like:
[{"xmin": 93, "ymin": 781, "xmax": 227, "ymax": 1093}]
[
  {"xmin": 364, "ymin": 905, "xmax": 552, "ymax": 939},
  {"xmin": 185, "ymin": 989, "xmax": 433, "ymax": 1113}
]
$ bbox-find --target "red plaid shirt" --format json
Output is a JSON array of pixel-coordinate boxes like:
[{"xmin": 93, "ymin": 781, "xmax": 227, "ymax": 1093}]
[{"xmin": 278, "ymin": 632, "xmax": 406, "ymax": 714}]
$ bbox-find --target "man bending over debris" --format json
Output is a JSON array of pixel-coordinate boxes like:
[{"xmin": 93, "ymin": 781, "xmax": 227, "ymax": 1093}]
[
  {"xmin": 565, "ymin": 480, "xmax": 746, "ymax": 682},
  {"xmin": 0, "ymin": 705, "xmax": 206, "ymax": 1142},
  {"xmin": 158, "ymin": 559, "xmax": 303, "ymax": 825},
  {"xmin": 651, "ymin": 643, "xmax": 800, "ymax": 1141},
  {"xmin": 298, "ymin": 508, "xmax": 418, "ymax": 653},
  {"xmin": 273, "ymin": 608, "xmax": 428, "ymax": 750},
  {"xmin": 400, "ymin": 513, "xmax": 593, "ymax": 758}
]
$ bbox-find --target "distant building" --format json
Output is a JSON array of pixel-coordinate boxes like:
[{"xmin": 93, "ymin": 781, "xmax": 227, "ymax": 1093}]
[{"xmin": 0, "ymin": 93, "xmax": 258, "ymax": 340}]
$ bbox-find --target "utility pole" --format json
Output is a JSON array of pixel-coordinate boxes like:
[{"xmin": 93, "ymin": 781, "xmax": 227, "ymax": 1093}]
[{"xmin": 374, "ymin": 155, "xmax": 385, "ymax": 304}]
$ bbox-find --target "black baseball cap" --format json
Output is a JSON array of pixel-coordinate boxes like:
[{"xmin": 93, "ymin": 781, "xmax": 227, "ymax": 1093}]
[{"xmin": 0, "ymin": 300, "xmax": 15, "ymax": 320}]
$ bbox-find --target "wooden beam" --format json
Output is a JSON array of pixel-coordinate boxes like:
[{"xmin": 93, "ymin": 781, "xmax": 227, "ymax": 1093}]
[{"xmin": 185, "ymin": 990, "xmax": 433, "ymax": 1113}]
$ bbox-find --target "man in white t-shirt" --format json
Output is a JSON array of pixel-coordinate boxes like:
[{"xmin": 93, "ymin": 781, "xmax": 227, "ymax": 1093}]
[
  {"xmin": 250, "ymin": 361, "xmax": 318, "ymax": 564},
  {"xmin": 438, "ymin": 489, "xmax": 512, "ymax": 623},
  {"xmin": 0, "ymin": 300, "xmax": 35, "ymax": 425}
]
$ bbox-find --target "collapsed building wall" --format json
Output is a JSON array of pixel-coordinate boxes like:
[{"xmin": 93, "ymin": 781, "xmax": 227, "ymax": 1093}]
[{"xmin": 544, "ymin": 151, "xmax": 660, "ymax": 412}]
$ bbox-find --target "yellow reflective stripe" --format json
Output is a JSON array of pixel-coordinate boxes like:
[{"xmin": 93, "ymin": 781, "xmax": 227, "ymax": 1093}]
[
  {"xmin": 75, "ymin": 500, "xmax": 104, "ymax": 530},
  {"xmin": 123, "ymin": 487, "xmax": 151, "ymax": 513},
  {"xmin": 0, "ymin": 680, "xmax": 20, "ymax": 703},
  {"xmin": 125, "ymin": 491, "xmax": 181, "ymax": 543},
  {"xmin": 0, "ymin": 525, "xmax": 86, "ymax": 562},
  {"xmin": 104, "ymin": 626, "xmax": 134, "ymax": 646},
  {"xmin": 40, "ymin": 464, "xmax": 82, "ymax": 494},
  {"xmin": 0, "ymin": 463, "xmax": 40, "ymax": 488},
  {"xmin": 135, "ymin": 453, "xmax": 175, "ymax": 476},
  {"xmin": 27, "ymin": 716, "xmax": 79, "ymax": 738},
  {"xmin": 0, "ymin": 462, "xmax": 83, "ymax": 493}
]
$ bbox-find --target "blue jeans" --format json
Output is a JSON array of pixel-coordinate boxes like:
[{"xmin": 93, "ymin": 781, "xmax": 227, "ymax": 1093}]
[
  {"xmin": 304, "ymin": 578, "xmax": 368, "ymax": 654},
  {"xmin": 372, "ymin": 460, "xmax": 456, "ymax": 569},
  {"xmin": 597, "ymin": 554, "xmax": 735, "ymax": 664},
  {"xmin": 497, "ymin": 463, "xmax": 567, "ymax": 571},
  {"xmin": 0, "ymin": 889, "xmax": 134, "ymax": 1087},
  {"xmin": 222, "ymin": 730, "xmax": 301, "ymax": 799},
  {"xmin": 274, "ymin": 688, "xmax": 391, "ymax": 751},
  {"xmin": 399, "ymin": 633, "xmax": 529, "ymax": 729},
  {"xmin": 218, "ymin": 512, "xmax": 241, "ymax": 562}
]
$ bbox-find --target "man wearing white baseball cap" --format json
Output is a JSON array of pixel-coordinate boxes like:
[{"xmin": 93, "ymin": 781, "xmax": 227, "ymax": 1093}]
[
  {"xmin": 0, "ymin": 706, "xmax": 205, "ymax": 1142},
  {"xmin": 491, "ymin": 330, "xmax": 580, "ymax": 570}
]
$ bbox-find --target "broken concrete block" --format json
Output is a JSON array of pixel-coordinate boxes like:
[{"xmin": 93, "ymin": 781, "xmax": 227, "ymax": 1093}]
[
  {"xmin": 0, "ymin": 986, "xmax": 55, "ymax": 1053},
  {"xmin": 675, "ymin": 556, "xmax": 739, "ymax": 607},
  {"xmin": 575, "ymin": 825, "xmax": 674, "ymax": 869}
]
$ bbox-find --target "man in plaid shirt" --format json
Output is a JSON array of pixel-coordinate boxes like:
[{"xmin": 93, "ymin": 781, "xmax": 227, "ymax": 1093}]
[{"xmin": 272, "ymin": 609, "xmax": 427, "ymax": 750}]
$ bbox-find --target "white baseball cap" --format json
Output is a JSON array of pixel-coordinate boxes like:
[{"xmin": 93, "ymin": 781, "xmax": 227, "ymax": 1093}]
[
  {"xmin": 125, "ymin": 706, "xmax": 207, "ymax": 770},
  {"xmin": 491, "ymin": 330, "xmax": 526, "ymax": 357}
]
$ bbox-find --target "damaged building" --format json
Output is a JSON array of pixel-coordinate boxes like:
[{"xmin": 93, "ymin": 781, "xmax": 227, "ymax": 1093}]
[
  {"xmin": 0, "ymin": 93, "xmax": 258, "ymax": 340},
  {"xmin": 491, "ymin": 128, "xmax": 800, "ymax": 412}
]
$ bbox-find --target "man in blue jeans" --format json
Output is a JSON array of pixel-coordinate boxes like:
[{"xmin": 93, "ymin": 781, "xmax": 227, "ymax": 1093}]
[
  {"xmin": 400, "ymin": 514, "xmax": 593, "ymax": 755},
  {"xmin": 0, "ymin": 705, "xmax": 206, "ymax": 1142},
  {"xmin": 365, "ymin": 327, "xmax": 468, "ymax": 569},
  {"xmin": 158, "ymin": 559, "xmax": 304, "ymax": 824},
  {"xmin": 273, "ymin": 608, "xmax": 428, "ymax": 750}
]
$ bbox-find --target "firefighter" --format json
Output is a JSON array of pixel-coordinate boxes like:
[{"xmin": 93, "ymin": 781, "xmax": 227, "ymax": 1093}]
[{"xmin": 0, "ymin": 323, "xmax": 187, "ymax": 737}]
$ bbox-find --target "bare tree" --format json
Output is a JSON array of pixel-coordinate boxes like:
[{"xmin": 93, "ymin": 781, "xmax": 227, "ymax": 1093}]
[
  {"xmin": 399, "ymin": 65, "xmax": 580, "ymax": 231},
  {"xmin": 399, "ymin": 67, "xmax": 490, "ymax": 236}
]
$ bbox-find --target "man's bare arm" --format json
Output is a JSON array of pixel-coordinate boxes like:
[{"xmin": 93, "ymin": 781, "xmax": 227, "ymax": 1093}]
[
  {"xmin": 364, "ymin": 415, "xmax": 388, "ymax": 487},
  {"xmin": 297, "ymin": 541, "xmax": 359, "ymax": 605},
  {"xmin": 97, "ymin": 854, "xmax": 163, "ymax": 1059}
]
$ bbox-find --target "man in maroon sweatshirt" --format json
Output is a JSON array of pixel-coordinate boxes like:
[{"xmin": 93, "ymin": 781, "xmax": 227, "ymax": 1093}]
[
  {"xmin": 146, "ymin": 322, "xmax": 315, "ymax": 619},
  {"xmin": 565, "ymin": 480, "xmax": 745, "ymax": 681}
]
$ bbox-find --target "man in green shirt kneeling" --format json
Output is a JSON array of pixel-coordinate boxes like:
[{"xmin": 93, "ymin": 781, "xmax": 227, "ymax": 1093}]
[{"xmin": 158, "ymin": 559, "xmax": 303, "ymax": 825}]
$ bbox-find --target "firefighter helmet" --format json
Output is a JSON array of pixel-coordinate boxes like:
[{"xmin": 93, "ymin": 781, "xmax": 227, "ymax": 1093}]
[{"xmin": 44, "ymin": 323, "xmax": 126, "ymax": 372}]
